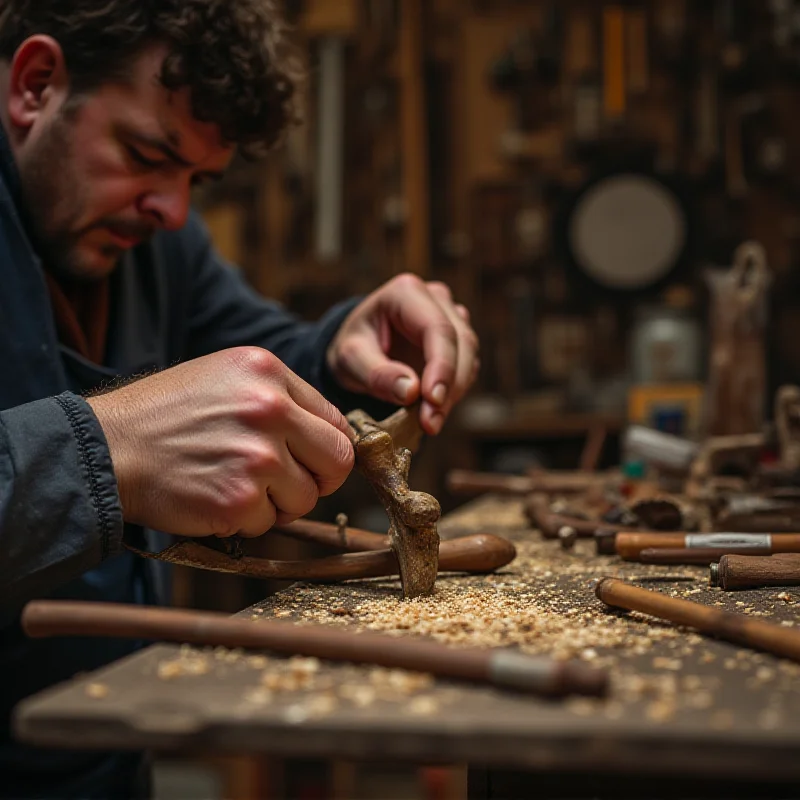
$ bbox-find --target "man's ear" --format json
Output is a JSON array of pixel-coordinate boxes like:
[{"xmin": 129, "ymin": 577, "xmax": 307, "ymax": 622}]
[{"xmin": 7, "ymin": 35, "xmax": 68, "ymax": 132}]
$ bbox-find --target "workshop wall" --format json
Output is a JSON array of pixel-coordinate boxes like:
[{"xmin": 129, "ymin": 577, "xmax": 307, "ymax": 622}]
[{"xmin": 193, "ymin": 0, "xmax": 800, "ymax": 511}]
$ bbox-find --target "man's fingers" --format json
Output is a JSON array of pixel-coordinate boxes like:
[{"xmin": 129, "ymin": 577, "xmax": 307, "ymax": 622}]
[
  {"xmin": 228, "ymin": 493, "xmax": 278, "ymax": 539},
  {"xmin": 283, "ymin": 404, "xmax": 355, "ymax": 497},
  {"xmin": 382, "ymin": 276, "xmax": 459, "ymax": 409},
  {"xmin": 423, "ymin": 282, "xmax": 479, "ymax": 422},
  {"xmin": 265, "ymin": 449, "xmax": 322, "ymax": 520},
  {"xmin": 329, "ymin": 327, "xmax": 422, "ymax": 405}
]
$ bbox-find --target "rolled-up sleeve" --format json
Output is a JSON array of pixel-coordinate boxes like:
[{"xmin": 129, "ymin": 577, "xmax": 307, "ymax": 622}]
[{"xmin": 0, "ymin": 392, "xmax": 123, "ymax": 607}]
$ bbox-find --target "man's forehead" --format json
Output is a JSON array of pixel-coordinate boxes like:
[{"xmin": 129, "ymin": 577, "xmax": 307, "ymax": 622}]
[{"xmin": 108, "ymin": 45, "xmax": 234, "ymax": 166}]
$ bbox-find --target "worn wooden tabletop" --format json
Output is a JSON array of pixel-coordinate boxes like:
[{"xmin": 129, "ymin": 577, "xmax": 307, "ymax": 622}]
[{"xmin": 14, "ymin": 495, "xmax": 800, "ymax": 780}]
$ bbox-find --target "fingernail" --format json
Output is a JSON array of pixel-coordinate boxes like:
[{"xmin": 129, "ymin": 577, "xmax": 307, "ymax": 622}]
[
  {"xmin": 429, "ymin": 412, "xmax": 444, "ymax": 434},
  {"xmin": 394, "ymin": 376, "xmax": 413, "ymax": 403},
  {"xmin": 432, "ymin": 383, "xmax": 447, "ymax": 405}
]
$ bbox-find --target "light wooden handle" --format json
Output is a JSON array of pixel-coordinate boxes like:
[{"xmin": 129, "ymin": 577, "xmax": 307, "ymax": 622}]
[{"xmin": 596, "ymin": 577, "xmax": 800, "ymax": 662}]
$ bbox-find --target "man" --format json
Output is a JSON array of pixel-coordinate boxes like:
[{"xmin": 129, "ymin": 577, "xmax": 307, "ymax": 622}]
[{"xmin": 0, "ymin": 1, "xmax": 478, "ymax": 797}]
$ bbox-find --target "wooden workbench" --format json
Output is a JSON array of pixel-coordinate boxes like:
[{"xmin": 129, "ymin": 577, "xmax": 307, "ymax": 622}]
[{"xmin": 14, "ymin": 495, "xmax": 800, "ymax": 797}]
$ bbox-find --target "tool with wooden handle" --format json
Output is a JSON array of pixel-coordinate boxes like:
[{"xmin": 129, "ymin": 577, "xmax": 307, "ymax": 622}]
[
  {"xmin": 595, "ymin": 577, "xmax": 800, "ymax": 663},
  {"xmin": 21, "ymin": 601, "xmax": 608, "ymax": 698},
  {"xmin": 710, "ymin": 553, "xmax": 800, "ymax": 591},
  {"xmin": 126, "ymin": 526, "xmax": 516, "ymax": 583},
  {"xmin": 606, "ymin": 532, "xmax": 800, "ymax": 561},
  {"xmin": 640, "ymin": 547, "xmax": 770, "ymax": 565},
  {"xmin": 527, "ymin": 496, "xmax": 637, "ymax": 540}
]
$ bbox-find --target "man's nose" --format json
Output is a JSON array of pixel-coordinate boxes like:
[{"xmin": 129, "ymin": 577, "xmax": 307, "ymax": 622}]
[{"xmin": 138, "ymin": 180, "xmax": 191, "ymax": 232}]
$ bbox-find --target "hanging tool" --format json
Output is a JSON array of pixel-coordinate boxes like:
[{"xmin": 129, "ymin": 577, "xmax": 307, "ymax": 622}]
[
  {"xmin": 595, "ymin": 577, "xmax": 800, "ymax": 663},
  {"xmin": 21, "ymin": 600, "xmax": 608, "ymax": 698},
  {"xmin": 603, "ymin": 5, "xmax": 627, "ymax": 121},
  {"xmin": 625, "ymin": 6, "xmax": 650, "ymax": 96}
]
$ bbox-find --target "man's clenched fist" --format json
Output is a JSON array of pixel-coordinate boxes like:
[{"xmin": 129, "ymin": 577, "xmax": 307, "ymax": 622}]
[{"xmin": 87, "ymin": 347, "xmax": 354, "ymax": 538}]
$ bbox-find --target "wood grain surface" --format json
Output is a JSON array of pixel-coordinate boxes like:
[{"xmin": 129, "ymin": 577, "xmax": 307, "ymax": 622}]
[{"xmin": 13, "ymin": 496, "xmax": 800, "ymax": 780}]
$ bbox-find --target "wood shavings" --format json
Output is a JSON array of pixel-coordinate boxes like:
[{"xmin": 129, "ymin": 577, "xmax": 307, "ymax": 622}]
[
  {"xmin": 157, "ymin": 655, "xmax": 210, "ymax": 680},
  {"xmin": 710, "ymin": 710, "xmax": 735, "ymax": 730},
  {"xmin": 646, "ymin": 699, "xmax": 676, "ymax": 723},
  {"xmin": 408, "ymin": 695, "xmax": 439, "ymax": 716},
  {"xmin": 85, "ymin": 682, "xmax": 109, "ymax": 699},
  {"xmin": 247, "ymin": 496, "xmax": 800, "ymax": 727},
  {"xmin": 339, "ymin": 685, "xmax": 378, "ymax": 708}
]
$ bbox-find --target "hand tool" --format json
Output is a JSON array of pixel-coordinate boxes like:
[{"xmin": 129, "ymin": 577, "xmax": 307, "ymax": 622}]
[
  {"xmin": 640, "ymin": 547, "xmax": 768, "ymax": 565},
  {"xmin": 710, "ymin": 553, "xmax": 800, "ymax": 591},
  {"xmin": 21, "ymin": 600, "xmax": 608, "ymax": 698},
  {"xmin": 125, "ymin": 524, "xmax": 516, "ymax": 583},
  {"xmin": 526, "ymin": 495, "xmax": 637, "ymax": 540},
  {"xmin": 126, "ymin": 404, "xmax": 446, "ymax": 599},
  {"xmin": 625, "ymin": 6, "xmax": 649, "ymax": 96},
  {"xmin": 603, "ymin": 6, "xmax": 626, "ymax": 120},
  {"xmin": 605, "ymin": 532, "xmax": 800, "ymax": 562},
  {"xmin": 595, "ymin": 577, "xmax": 800, "ymax": 663},
  {"xmin": 346, "ymin": 403, "xmax": 439, "ymax": 598}
]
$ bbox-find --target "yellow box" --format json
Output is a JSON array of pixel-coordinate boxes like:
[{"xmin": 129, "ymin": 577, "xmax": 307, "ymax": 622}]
[{"xmin": 627, "ymin": 383, "xmax": 705, "ymax": 438}]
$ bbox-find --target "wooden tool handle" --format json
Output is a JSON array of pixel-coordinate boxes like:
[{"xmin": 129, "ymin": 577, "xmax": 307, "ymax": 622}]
[
  {"xmin": 615, "ymin": 533, "xmax": 686, "ymax": 560},
  {"xmin": 446, "ymin": 470, "xmax": 533, "ymax": 496},
  {"xmin": 21, "ymin": 601, "xmax": 607, "ymax": 698},
  {"xmin": 525, "ymin": 497, "xmax": 632, "ymax": 539},
  {"xmin": 128, "ymin": 534, "xmax": 515, "ymax": 582},
  {"xmin": 713, "ymin": 553, "xmax": 800, "ymax": 591},
  {"xmin": 275, "ymin": 518, "xmax": 388, "ymax": 552},
  {"xmin": 640, "ymin": 547, "xmax": 772, "ymax": 565},
  {"xmin": 596, "ymin": 577, "xmax": 800, "ymax": 662}
]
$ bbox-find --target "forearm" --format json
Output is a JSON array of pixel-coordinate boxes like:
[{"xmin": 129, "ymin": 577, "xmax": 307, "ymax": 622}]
[{"xmin": 0, "ymin": 393, "xmax": 124, "ymax": 608}]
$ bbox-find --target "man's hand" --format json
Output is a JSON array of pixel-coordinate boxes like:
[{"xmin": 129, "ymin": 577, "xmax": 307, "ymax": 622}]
[
  {"xmin": 326, "ymin": 274, "xmax": 479, "ymax": 435},
  {"xmin": 87, "ymin": 347, "xmax": 354, "ymax": 538}
]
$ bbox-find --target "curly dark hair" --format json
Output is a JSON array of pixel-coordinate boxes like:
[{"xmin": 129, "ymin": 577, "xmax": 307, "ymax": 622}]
[{"xmin": 0, "ymin": 0, "xmax": 300, "ymax": 157}]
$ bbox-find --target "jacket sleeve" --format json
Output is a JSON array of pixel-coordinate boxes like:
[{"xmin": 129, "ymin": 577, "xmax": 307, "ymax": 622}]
[
  {"xmin": 0, "ymin": 393, "xmax": 123, "ymax": 608},
  {"xmin": 179, "ymin": 212, "xmax": 395, "ymax": 418}
]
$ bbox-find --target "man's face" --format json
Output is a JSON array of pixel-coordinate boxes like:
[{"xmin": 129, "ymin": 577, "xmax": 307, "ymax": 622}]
[{"xmin": 15, "ymin": 45, "xmax": 234, "ymax": 280}]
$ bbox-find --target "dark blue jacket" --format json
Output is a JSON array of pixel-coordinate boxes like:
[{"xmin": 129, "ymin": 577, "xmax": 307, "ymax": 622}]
[{"xmin": 0, "ymin": 124, "xmax": 377, "ymax": 798}]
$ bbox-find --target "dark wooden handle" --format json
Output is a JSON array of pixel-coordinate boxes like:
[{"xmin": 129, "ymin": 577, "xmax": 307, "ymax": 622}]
[
  {"xmin": 596, "ymin": 577, "xmax": 800, "ymax": 662},
  {"xmin": 716, "ymin": 553, "xmax": 800, "ymax": 590},
  {"xmin": 614, "ymin": 533, "xmax": 686, "ymax": 559},
  {"xmin": 524, "ymin": 497, "xmax": 631, "ymax": 539},
  {"xmin": 128, "ymin": 533, "xmax": 516, "ymax": 582},
  {"xmin": 639, "ymin": 547, "xmax": 772, "ymax": 565},
  {"xmin": 274, "ymin": 518, "xmax": 388, "ymax": 552},
  {"xmin": 21, "ymin": 601, "xmax": 605, "ymax": 697}
]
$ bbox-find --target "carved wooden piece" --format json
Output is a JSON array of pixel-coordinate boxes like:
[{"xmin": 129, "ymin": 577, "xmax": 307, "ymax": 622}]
[
  {"xmin": 346, "ymin": 408, "xmax": 440, "ymax": 598},
  {"xmin": 775, "ymin": 385, "xmax": 800, "ymax": 471},
  {"xmin": 704, "ymin": 241, "xmax": 771, "ymax": 436}
]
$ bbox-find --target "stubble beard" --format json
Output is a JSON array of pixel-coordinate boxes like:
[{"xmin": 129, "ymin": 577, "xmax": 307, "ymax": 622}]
[{"xmin": 17, "ymin": 109, "xmax": 102, "ymax": 282}]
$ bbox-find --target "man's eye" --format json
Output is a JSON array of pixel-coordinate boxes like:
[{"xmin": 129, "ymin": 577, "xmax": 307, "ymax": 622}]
[{"xmin": 127, "ymin": 145, "xmax": 165, "ymax": 170}]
